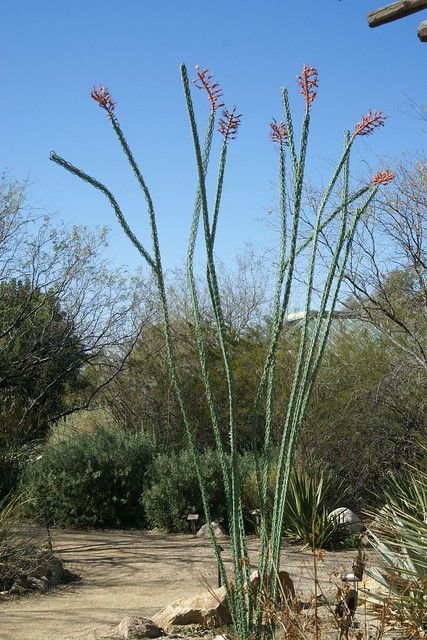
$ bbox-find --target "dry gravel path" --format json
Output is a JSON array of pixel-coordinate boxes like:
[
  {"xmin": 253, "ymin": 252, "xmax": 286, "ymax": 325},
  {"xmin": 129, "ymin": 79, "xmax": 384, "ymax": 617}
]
[{"xmin": 0, "ymin": 529, "xmax": 363, "ymax": 640}]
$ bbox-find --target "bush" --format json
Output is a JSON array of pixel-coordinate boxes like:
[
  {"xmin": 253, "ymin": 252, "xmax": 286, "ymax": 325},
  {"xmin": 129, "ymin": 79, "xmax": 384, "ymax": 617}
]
[
  {"xmin": 48, "ymin": 408, "xmax": 118, "ymax": 442},
  {"xmin": 22, "ymin": 427, "xmax": 154, "ymax": 528},
  {"xmin": 0, "ymin": 449, "xmax": 20, "ymax": 500},
  {"xmin": 0, "ymin": 492, "xmax": 76, "ymax": 593},
  {"xmin": 239, "ymin": 451, "xmax": 278, "ymax": 532},
  {"xmin": 142, "ymin": 448, "xmax": 226, "ymax": 532},
  {"xmin": 0, "ymin": 443, "xmax": 37, "ymax": 500}
]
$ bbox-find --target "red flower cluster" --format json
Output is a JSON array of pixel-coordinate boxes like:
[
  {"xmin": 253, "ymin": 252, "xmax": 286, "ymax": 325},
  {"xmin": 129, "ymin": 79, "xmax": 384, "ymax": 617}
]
[
  {"xmin": 353, "ymin": 110, "xmax": 386, "ymax": 137},
  {"xmin": 372, "ymin": 170, "xmax": 395, "ymax": 185},
  {"xmin": 194, "ymin": 66, "xmax": 224, "ymax": 113},
  {"xmin": 218, "ymin": 107, "xmax": 241, "ymax": 141},
  {"xmin": 270, "ymin": 119, "xmax": 288, "ymax": 147},
  {"xmin": 297, "ymin": 64, "xmax": 318, "ymax": 110},
  {"xmin": 91, "ymin": 85, "xmax": 115, "ymax": 117}
]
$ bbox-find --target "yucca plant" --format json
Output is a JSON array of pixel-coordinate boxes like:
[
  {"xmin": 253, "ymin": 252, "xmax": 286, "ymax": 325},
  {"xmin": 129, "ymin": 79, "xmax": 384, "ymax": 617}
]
[
  {"xmin": 50, "ymin": 63, "xmax": 392, "ymax": 640},
  {"xmin": 363, "ymin": 462, "xmax": 427, "ymax": 636},
  {"xmin": 283, "ymin": 464, "xmax": 348, "ymax": 548}
]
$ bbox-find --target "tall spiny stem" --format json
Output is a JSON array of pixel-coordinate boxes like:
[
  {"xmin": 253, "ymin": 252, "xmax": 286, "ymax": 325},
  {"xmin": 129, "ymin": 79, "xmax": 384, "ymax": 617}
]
[
  {"xmin": 186, "ymin": 112, "xmax": 232, "ymax": 504},
  {"xmin": 254, "ymin": 131, "xmax": 287, "ymax": 624},
  {"xmin": 181, "ymin": 63, "xmax": 249, "ymax": 636},
  {"xmin": 291, "ymin": 130, "xmax": 352, "ymax": 432},
  {"xmin": 268, "ymin": 131, "xmax": 355, "ymax": 581},
  {"xmin": 211, "ymin": 141, "xmax": 228, "ymax": 247},
  {"xmin": 293, "ymin": 186, "xmax": 379, "ymax": 434}
]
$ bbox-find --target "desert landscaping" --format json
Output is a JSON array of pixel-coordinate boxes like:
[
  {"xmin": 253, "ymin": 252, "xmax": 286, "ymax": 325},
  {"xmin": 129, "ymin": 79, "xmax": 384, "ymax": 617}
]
[
  {"xmin": 1, "ymin": 2, "xmax": 426, "ymax": 640},
  {"xmin": 1, "ymin": 529, "xmax": 377, "ymax": 640}
]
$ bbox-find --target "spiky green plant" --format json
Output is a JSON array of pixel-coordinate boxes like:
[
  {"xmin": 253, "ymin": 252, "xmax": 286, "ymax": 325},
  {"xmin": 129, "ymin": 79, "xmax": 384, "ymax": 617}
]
[
  {"xmin": 363, "ymin": 461, "xmax": 427, "ymax": 635},
  {"xmin": 283, "ymin": 464, "xmax": 348, "ymax": 548},
  {"xmin": 50, "ymin": 63, "xmax": 392, "ymax": 640}
]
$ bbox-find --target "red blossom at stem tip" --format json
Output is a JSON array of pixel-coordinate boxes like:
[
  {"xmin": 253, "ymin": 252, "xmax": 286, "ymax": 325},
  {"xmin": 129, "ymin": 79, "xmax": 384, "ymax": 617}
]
[
  {"xmin": 270, "ymin": 119, "xmax": 288, "ymax": 147},
  {"xmin": 218, "ymin": 107, "xmax": 241, "ymax": 141},
  {"xmin": 353, "ymin": 110, "xmax": 386, "ymax": 138},
  {"xmin": 297, "ymin": 64, "xmax": 318, "ymax": 111},
  {"xmin": 194, "ymin": 66, "xmax": 224, "ymax": 113},
  {"xmin": 91, "ymin": 85, "xmax": 115, "ymax": 117},
  {"xmin": 372, "ymin": 170, "xmax": 395, "ymax": 185}
]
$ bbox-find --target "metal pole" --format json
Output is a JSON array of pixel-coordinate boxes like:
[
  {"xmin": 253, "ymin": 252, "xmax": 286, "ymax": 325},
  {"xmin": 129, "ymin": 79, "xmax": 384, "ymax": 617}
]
[{"xmin": 218, "ymin": 545, "xmax": 224, "ymax": 587}]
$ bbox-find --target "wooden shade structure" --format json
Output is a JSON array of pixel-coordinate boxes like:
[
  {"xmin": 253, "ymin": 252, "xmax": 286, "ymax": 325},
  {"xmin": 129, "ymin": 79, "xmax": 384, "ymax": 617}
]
[{"xmin": 368, "ymin": 0, "xmax": 427, "ymax": 41}]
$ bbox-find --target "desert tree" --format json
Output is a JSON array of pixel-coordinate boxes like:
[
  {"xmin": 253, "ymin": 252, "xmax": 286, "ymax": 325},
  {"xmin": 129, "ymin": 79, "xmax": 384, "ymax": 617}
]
[
  {"xmin": 345, "ymin": 153, "xmax": 427, "ymax": 375},
  {"xmin": 0, "ymin": 174, "xmax": 153, "ymax": 447},
  {"xmin": 104, "ymin": 252, "xmax": 271, "ymax": 446}
]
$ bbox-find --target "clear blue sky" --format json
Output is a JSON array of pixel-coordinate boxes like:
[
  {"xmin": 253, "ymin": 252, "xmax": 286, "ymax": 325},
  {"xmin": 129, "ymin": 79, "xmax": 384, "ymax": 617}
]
[{"xmin": 2, "ymin": 0, "xmax": 426, "ymax": 272}]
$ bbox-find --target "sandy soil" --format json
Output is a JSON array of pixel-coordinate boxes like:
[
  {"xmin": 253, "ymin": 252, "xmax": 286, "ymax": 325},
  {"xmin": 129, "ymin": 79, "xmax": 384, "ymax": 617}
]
[{"xmin": 0, "ymin": 529, "xmax": 364, "ymax": 640}]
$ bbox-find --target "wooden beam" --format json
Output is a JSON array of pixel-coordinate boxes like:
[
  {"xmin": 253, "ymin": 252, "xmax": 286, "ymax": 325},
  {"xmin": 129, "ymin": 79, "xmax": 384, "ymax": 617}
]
[
  {"xmin": 419, "ymin": 19, "xmax": 427, "ymax": 38},
  {"xmin": 368, "ymin": 0, "xmax": 427, "ymax": 27},
  {"xmin": 419, "ymin": 19, "xmax": 427, "ymax": 39}
]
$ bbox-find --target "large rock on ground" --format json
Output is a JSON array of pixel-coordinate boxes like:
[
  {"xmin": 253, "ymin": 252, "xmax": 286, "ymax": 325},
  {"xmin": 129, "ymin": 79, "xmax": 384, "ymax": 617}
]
[
  {"xmin": 7, "ymin": 555, "xmax": 77, "ymax": 595},
  {"xmin": 328, "ymin": 507, "xmax": 363, "ymax": 533},
  {"xmin": 359, "ymin": 573, "xmax": 392, "ymax": 603},
  {"xmin": 196, "ymin": 522, "xmax": 227, "ymax": 539},
  {"xmin": 42, "ymin": 557, "xmax": 70, "ymax": 586},
  {"xmin": 153, "ymin": 586, "xmax": 231, "ymax": 631},
  {"xmin": 118, "ymin": 616, "xmax": 164, "ymax": 639},
  {"xmin": 250, "ymin": 569, "xmax": 295, "ymax": 603}
]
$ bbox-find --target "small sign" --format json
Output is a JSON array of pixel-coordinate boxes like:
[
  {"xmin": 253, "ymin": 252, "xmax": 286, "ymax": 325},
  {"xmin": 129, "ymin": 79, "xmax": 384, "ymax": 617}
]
[{"xmin": 187, "ymin": 513, "xmax": 199, "ymax": 521}]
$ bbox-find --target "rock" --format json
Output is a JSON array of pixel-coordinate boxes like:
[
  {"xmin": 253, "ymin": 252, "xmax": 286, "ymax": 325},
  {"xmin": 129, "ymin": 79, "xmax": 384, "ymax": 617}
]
[
  {"xmin": 44, "ymin": 557, "xmax": 64, "ymax": 586},
  {"xmin": 359, "ymin": 574, "xmax": 391, "ymax": 602},
  {"xmin": 28, "ymin": 576, "xmax": 49, "ymax": 591},
  {"xmin": 250, "ymin": 569, "xmax": 295, "ymax": 603},
  {"xmin": 34, "ymin": 556, "xmax": 77, "ymax": 587},
  {"xmin": 153, "ymin": 586, "xmax": 231, "ymax": 631},
  {"xmin": 118, "ymin": 616, "xmax": 164, "ymax": 639},
  {"xmin": 328, "ymin": 507, "xmax": 363, "ymax": 533},
  {"xmin": 9, "ymin": 579, "xmax": 28, "ymax": 595},
  {"xmin": 196, "ymin": 522, "xmax": 227, "ymax": 539}
]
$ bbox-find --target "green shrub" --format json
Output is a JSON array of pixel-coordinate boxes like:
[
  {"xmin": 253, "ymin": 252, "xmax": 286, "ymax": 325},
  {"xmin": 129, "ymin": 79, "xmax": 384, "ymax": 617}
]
[
  {"xmin": 0, "ymin": 449, "xmax": 20, "ymax": 500},
  {"xmin": 239, "ymin": 451, "xmax": 278, "ymax": 532},
  {"xmin": 48, "ymin": 408, "xmax": 118, "ymax": 442},
  {"xmin": 22, "ymin": 427, "xmax": 154, "ymax": 528},
  {"xmin": 0, "ymin": 443, "xmax": 37, "ymax": 500},
  {"xmin": 142, "ymin": 449, "xmax": 226, "ymax": 532}
]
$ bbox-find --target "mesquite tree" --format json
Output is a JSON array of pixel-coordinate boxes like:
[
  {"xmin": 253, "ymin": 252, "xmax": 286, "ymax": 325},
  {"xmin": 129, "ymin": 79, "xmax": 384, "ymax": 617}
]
[
  {"xmin": 51, "ymin": 63, "xmax": 393, "ymax": 639},
  {"xmin": 0, "ymin": 178, "xmax": 147, "ymax": 448}
]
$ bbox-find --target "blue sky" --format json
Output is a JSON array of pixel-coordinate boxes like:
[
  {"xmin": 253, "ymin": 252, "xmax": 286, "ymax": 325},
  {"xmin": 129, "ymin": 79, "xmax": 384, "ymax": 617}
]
[{"xmin": 2, "ymin": 0, "xmax": 426, "ymax": 272}]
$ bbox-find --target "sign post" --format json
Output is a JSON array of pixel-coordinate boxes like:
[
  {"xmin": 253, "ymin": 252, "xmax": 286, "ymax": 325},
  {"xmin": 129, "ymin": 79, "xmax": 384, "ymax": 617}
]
[{"xmin": 187, "ymin": 513, "xmax": 199, "ymax": 535}]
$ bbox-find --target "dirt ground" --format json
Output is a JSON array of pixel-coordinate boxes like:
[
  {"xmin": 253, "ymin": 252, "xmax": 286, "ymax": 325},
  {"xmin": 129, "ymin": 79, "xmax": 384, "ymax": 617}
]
[{"xmin": 0, "ymin": 529, "xmax": 366, "ymax": 640}]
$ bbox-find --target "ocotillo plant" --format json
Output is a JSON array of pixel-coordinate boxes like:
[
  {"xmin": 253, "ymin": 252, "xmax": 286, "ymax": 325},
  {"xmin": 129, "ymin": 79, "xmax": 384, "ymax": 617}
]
[{"xmin": 50, "ymin": 64, "xmax": 393, "ymax": 640}]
